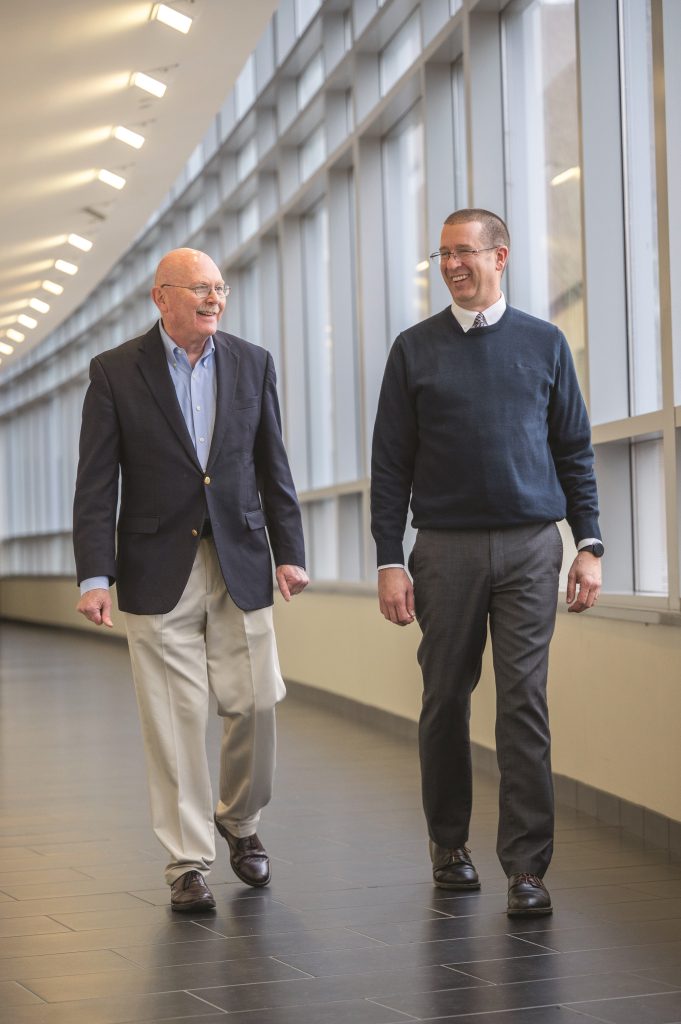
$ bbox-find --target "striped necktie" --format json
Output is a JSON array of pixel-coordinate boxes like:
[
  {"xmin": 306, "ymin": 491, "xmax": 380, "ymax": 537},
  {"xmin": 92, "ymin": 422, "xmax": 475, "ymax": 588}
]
[{"xmin": 472, "ymin": 312, "xmax": 487, "ymax": 329}]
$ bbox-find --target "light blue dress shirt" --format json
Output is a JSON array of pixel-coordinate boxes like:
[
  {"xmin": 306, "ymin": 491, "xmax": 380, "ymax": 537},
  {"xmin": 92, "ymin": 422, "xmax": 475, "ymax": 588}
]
[{"xmin": 80, "ymin": 322, "xmax": 218, "ymax": 594}]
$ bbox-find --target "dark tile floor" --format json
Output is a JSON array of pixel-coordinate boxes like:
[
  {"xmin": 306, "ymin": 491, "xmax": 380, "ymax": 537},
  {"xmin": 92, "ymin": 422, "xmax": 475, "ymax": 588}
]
[{"xmin": 0, "ymin": 621, "xmax": 680, "ymax": 1023}]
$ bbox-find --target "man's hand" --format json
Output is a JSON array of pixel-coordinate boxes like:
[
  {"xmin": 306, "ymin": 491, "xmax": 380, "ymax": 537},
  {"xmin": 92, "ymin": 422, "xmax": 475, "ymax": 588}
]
[
  {"xmin": 378, "ymin": 567, "xmax": 415, "ymax": 626},
  {"xmin": 76, "ymin": 588, "xmax": 113, "ymax": 628},
  {"xmin": 566, "ymin": 551, "xmax": 602, "ymax": 613},
  {"xmin": 276, "ymin": 565, "xmax": 309, "ymax": 601}
]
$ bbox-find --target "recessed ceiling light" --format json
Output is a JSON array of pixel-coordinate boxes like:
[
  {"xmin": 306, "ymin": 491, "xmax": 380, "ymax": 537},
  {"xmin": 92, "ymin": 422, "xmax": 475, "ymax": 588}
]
[
  {"xmin": 0, "ymin": 342, "xmax": 13, "ymax": 356},
  {"xmin": 42, "ymin": 280, "xmax": 64, "ymax": 295},
  {"xmin": 6, "ymin": 329, "xmax": 24, "ymax": 343},
  {"xmin": 29, "ymin": 298, "xmax": 50, "ymax": 314},
  {"xmin": 17, "ymin": 314, "xmax": 38, "ymax": 329},
  {"xmin": 151, "ymin": 3, "xmax": 192, "ymax": 33},
  {"xmin": 55, "ymin": 259, "xmax": 78, "ymax": 275},
  {"xmin": 131, "ymin": 71, "xmax": 167, "ymax": 97},
  {"xmin": 68, "ymin": 233, "xmax": 93, "ymax": 252},
  {"xmin": 550, "ymin": 166, "xmax": 581, "ymax": 187},
  {"xmin": 113, "ymin": 125, "xmax": 145, "ymax": 149},
  {"xmin": 98, "ymin": 169, "xmax": 127, "ymax": 190}
]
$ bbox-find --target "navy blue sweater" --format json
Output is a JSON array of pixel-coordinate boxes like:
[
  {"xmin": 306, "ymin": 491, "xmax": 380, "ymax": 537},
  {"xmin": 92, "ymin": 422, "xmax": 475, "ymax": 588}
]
[{"xmin": 370, "ymin": 305, "xmax": 601, "ymax": 566}]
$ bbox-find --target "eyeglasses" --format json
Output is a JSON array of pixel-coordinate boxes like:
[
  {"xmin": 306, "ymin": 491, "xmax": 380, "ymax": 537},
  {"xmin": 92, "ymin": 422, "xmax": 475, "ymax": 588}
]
[
  {"xmin": 429, "ymin": 246, "xmax": 499, "ymax": 262},
  {"xmin": 160, "ymin": 283, "xmax": 230, "ymax": 298}
]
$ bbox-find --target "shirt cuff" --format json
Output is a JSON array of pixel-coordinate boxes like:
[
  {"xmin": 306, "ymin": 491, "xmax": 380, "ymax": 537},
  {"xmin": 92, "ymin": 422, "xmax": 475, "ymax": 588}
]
[
  {"xmin": 378, "ymin": 563, "xmax": 406, "ymax": 571},
  {"xmin": 576, "ymin": 538, "xmax": 600, "ymax": 550},
  {"xmin": 80, "ymin": 576, "xmax": 110, "ymax": 595}
]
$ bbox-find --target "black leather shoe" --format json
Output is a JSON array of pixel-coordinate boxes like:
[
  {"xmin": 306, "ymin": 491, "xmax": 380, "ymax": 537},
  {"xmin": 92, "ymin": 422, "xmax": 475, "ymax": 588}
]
[
  {"xmin": 170, "ymin": 870, "xmax": 216, "ymax": 912},
  {"xmin": 429, "ymin": 841, "xmax": 480, "ymax": 890},
  {"xmin": 507, "ymin": 873, "xmax": 552, "ymax": 916},
  {"xmin": 214, "ymin": 816, "xmax": 271, "ymax": 887}
]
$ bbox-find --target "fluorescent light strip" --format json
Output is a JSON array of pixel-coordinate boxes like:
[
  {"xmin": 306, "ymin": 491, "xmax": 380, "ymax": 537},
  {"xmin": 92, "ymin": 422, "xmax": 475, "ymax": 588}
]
[
  {"xmin": 17, "ymin": 314, "xmax": 38, "ymax": 329},
  {"xmin": 68, "ymin": 233, "xmax": 93, "ymax": 252},
  {"xmin": 152, "ymin": 3, "xmax": 192, "ymax": 33},
  {"xmin": 42, "ymin": 280, "xmax": 64, "ymax": 295},
  {"xmin": 0, "ymin": 342, "xmax": 13, "ymax": 355},
  {"xmin": 29, "ymin": 298, "xmax": 50, "ymax": 314},
  {"xmin": 98, "ymin": 168, "xmax": 126, "ymax": 190},
  {"xmin": 113, "ymin": 125, "xmax": 145, "ymax": 149},
  {"xmin": 131, "ymin": 71, "xmax": 167, "ymax": 97},
  {"xmin": 55, "ymin": 259, "xmax": 78, "ymax": 275},
  {"xmin": 6, "ymin": 329, "xmax": 24, "ymax": 343}
]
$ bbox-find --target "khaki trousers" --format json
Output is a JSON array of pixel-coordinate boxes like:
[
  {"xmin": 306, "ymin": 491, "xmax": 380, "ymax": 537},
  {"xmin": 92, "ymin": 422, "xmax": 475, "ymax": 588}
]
[{"xmin": 124, "ymin": 539, "xmax": 285, "ymax": 885}]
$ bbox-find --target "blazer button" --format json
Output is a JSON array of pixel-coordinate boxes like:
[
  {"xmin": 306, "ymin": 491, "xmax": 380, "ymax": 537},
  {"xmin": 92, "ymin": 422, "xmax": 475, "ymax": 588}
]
[
  {"xmin": 204, "ymin": 475, "xmax": 211, "ymax": 485},
  {"xmin": 191, "ymin": 528, "xmax": 199, "ymax": 537}
]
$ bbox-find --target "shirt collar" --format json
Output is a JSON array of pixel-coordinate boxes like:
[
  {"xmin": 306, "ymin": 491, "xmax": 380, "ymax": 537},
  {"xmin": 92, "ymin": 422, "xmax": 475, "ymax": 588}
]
[
  {"xmin": 450, "ymin": 292, "xmax": 507, "ymax": 332},
  {"xmin": 159, "ymin": 319, "xmax": 215, "ymax": 368}
]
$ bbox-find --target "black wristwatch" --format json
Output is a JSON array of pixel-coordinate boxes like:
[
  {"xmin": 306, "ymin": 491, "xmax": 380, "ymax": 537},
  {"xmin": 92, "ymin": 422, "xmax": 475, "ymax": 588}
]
[{"xmin": 581, "ymin": 542, "xmax": 604, "ymax": 557}]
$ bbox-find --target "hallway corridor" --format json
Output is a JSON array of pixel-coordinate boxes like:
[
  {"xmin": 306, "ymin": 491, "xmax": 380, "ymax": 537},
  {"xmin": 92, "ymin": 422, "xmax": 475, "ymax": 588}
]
[{"xmin": 1, "ymin": 621, "xmax": 681, "ymax": 1023}]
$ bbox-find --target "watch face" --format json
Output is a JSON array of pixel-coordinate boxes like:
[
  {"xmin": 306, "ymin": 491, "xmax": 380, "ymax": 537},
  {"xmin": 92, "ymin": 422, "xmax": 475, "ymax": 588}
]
[{"xmin": 589, "ymin": 542, "xmax": 604, "ymax": 557}]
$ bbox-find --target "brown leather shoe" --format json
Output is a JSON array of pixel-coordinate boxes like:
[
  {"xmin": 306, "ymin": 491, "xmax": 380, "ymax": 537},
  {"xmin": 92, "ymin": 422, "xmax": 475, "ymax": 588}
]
[
  {"xmin": 429, "ymin": 841, "xmax": 480, "ymax": 890},
  {"xmin": 507, "ymin": 873, "xmax": 552, "ymax": 917},
  {"xmin": 214, "ymin": 816, "xmax": 271, "ymax": 887},
  {"xmin": 170, "ymin": 870, "xmax": 216, "ymax": 912}
]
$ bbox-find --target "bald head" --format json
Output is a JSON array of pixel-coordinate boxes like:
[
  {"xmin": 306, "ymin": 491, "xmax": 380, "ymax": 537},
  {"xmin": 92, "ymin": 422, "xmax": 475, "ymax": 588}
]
[
  {"xmin": 151, "ymin": 248, "xmax": 227, "ymax": 356},
  {"xmin": 154, "ymin": 248, "xmax": 221, "ymax": 287}
]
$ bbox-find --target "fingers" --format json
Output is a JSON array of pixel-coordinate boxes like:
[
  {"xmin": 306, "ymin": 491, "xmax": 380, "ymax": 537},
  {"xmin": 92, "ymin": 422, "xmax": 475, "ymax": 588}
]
[
  {"xmin": 276, "ymin": 566, "xmax": 310, "ymax": 601},
  {"xmin": 276, "ymin": 571, "xmax": 291, "ymax": 602},
  {"xmin": 378, "ymin": 574, "xmax": 415, "ymax": 626},
  {"xmin": 566, "ymin": 568, "xmax": 576, "ymax": 605},
  {"xmin": 77, "ymin": 590, "xmax": 113, "ymax": 627},
  {"xmin": 567, "ymin": 574, "xmax": 601, "ymax": 613}
]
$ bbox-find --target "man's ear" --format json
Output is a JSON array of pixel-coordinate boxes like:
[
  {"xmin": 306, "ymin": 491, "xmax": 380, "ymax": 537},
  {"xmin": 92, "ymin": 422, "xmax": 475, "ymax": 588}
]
[{"xmin": 150, "ymin": 286, "xmax": 166, "ymax": 313}]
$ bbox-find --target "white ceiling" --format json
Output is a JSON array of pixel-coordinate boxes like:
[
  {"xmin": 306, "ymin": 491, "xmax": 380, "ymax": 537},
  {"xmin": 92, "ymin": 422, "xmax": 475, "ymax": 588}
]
[{"xmin": 0, "ymin": 0, "xmax": 278, "ymax": 373}]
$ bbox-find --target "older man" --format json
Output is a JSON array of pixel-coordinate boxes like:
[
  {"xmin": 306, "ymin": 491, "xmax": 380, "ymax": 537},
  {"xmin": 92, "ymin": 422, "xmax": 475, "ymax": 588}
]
[
  {"xmin": 371, "ymin": 209, "xmax": 602, "ymax": 916},
  {"xmin": 74, "ymin": 248, "xmax": 307, "ymax": 911}
]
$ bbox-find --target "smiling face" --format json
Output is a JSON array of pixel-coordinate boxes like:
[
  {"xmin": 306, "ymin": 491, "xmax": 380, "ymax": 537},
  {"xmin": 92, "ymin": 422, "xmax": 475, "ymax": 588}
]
[
  {"xmin": 439, "ymin": 220, "xmax": 508, "ymax": 312},
  {"xmin": 151, "ymin": 248, "xmax": 226, "ymax": 351}
]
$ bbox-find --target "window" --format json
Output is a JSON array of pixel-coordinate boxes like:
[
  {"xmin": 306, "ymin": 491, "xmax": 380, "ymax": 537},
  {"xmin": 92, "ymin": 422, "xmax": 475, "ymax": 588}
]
[
  {"xmin": 299, "ymin": 124, "xmax": 326, "ymax": 181},
  {"xmin": 382, "ymin": 108, "xmax": 428, "ymax": 344},
  {"xmin": 297, "ymin": 51, "xmax": 324, "ymax": 108},
  {"xmin": 502, "ymin": 0, "xmax": 585, "ymax": 381},
  {"xmin": 238, "ymin": 198, "xmax": 258, "ymax": 242},
  {"xmin": 236, "ymin": 137, "xmax": 257, "ymax": 181},
  {"xmin": 379, "ymin": 11, "xmax": 421, "ymax": 96},
  {"xmin": 301, "ymin": 202, "xmax": 334, "ymax": 488},
  {"xmin": 620, "ymin": 0, "xmax": 662, "ymax": 415}
]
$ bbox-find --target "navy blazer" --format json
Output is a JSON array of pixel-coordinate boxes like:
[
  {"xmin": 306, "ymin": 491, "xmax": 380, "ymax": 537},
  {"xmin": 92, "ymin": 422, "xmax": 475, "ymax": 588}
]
[{"xmin": 73, "ymin": 324, "xmax": 305, "ymax": 613}]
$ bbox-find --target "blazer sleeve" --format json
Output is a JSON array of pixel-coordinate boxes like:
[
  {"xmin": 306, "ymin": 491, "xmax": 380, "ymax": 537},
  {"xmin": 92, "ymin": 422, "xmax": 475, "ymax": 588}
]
[
  {"xmin": 72, "ymin": 357, "xmax": 121, "ymax": 586},
  {"xmin": 254, "ymin": 352, "xmax": 306, "ymax": 569}
]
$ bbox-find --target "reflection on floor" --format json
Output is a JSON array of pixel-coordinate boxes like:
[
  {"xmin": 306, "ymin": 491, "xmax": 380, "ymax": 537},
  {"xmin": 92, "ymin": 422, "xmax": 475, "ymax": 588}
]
[{"xmin": 1, "ymin": 621, "xmax": 681, "ymax": 1024}]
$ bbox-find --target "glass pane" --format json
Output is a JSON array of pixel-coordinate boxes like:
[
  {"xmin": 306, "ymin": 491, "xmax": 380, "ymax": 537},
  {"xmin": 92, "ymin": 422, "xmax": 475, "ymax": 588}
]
[
  {"xmin": 299, "ymin": 124, "xmax": 326, "ymax": 181},
  {"xmin": 621, "ymin": 0, "xmax": 662, "ymax": 414},
  {"xmin": 309, "ymin": 499, "xmax": 337, "ymax": 579},
  {"xmin": 632, "ymin": 437, "xmax": 666, "ymax": 594},
  {"xmin": 382, "ymin": 108, "xmax": 428, "ymax": 343},
  {"xmin": 239, "ymin": 262, "xmax": 261, "ymax": 347},
  {"xmin": 379, "ymin": 11, "xmax": 421, "ymax": 96},
  {"xmin": 502, "ymin": 0, "xmax": 586, "ymax": 383},
  {"xmin": 298, "ymin": 51, "xmax": 324, "ymax": 108},
  {"xmin": 302, "ymin": 202, "xmax": 334, "ymax": 488},
  {"xmin": 451, "ymin": 58, "xmax": 467, "ymax": 209},
  {"xmin": 338, "ymin": 494, "xmax": 364, "ymax": 581}
]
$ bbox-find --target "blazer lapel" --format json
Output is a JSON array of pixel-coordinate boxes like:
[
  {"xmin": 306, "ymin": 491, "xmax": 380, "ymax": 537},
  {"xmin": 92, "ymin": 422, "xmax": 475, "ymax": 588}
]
[
  {"xmin": 207, "ymin": 333, "xmax": 239, "ymax": 471},
  {"xmin": 137, "ymin": 324, "xmax": 201, "ymax": 467}
]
